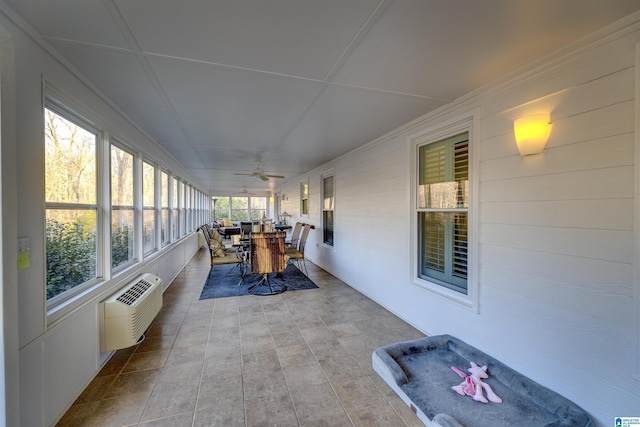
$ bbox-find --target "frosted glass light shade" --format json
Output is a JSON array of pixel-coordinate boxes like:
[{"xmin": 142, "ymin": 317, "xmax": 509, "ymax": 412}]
[{"xmin": 514, "ymin": 114, "xmax": 551, "ymax": 156}]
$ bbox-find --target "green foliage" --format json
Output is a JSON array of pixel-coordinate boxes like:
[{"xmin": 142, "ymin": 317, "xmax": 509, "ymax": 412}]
[
  {"xmin": 46, "ymin": 219, "xmax": 96, "ymax": 300},
  {"xmin": 46, "ymin": 219, "xmax": 133, "ymax": 300},
  {"xmin": 111, "ymin": 224, "xmax": 133, "ymax": 268}
]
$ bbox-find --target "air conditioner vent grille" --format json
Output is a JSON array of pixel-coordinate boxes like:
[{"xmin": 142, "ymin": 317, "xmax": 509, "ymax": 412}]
[{"xmin": 116, "ymin": 279, "xmax": 153, "ymax": 305}]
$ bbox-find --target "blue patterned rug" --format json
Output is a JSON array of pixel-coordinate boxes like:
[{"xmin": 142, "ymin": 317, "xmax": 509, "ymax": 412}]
[{"xmin": 199, "ymin": 263, "xmax": 318, "ymax": 299}]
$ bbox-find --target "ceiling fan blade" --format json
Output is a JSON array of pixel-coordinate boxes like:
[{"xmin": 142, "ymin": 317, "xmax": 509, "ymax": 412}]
[
  {"xmin": 233, "ymin": 186, "xmax": 256, "ymax": 195},
  {"xmin": 259, "ymin": 175, "xmax": 269, "ymax": 181},
  {"xmin": 234, "ymin": 173, "xmax": 253, "ymax": 176},
  {"xmin": 265, "ymin": 174, "xmax": 285, "ymax": 179}
]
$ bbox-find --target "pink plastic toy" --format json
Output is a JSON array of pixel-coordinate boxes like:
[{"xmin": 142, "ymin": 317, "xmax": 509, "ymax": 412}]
[{"xmin": 451, "ymin": 362, "xmax": 502, "ymax": 404}]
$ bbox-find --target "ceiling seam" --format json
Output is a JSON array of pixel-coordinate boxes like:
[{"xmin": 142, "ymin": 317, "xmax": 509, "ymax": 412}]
[
  {"xmin": 264, "ymin": 0, "xmax": 395, "ymax": 164},
  {"xmin": 327, "ymin": 81, "xmax": 451, "ymax": 102},
  {"xmin": 101, "ymin": 0, "xmax": 206, "ymax": 169},
  {"xmin": 40, "ymin": 37, "xmax": 328, "ymax": 85},
  {"xmin": 142, "ymin": 51, "xmax": 325, "ymax": 83}
]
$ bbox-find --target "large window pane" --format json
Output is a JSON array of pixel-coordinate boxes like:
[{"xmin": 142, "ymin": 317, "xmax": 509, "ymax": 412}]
[
  {"xmin": 417, "ymin": 132, "xmax": 469, "ymax": 293},
  {"xmin": 111, "ymin": 145, "xmax": 134, "ymax": 268},
  {"xmin": 45, "ymin": 109, "xmax": 96, "ymax": 205},
  {"xmin": 161, "ymin": 171, "xmax": 169, "ymax": 246},
  {"xmin": 180, "ymin": 181, "xmax": 186, "ymax": 236},
  {"xmin": 419, "ymin": 212, "xmax": 467, "ymax": 291},
  {"xmin": 172, "ymin": 177, "xmax": 179, "ymax": 240},
  {"xmin": 46, "ymin": 209, "xmax": 97, "ymax": 300},
  {"xmin": 212, "ymin": 196, "xmax": 229, "ymax": 221},
  {"xmin": 111, "ymin": 208, "xmax": 134, "ymax": 267},
  {"xmin": 300, "ymin": 181, "xmax": 309, "ymax": 215},
  {"xmin": 45, "ymin": 107, "xmax": 98, "ymax": 301},
  {"xmin": 143, "ymin": 161, "xmax": 156, "ymax": 255},
  {"xmin": 231, "ymin": 197, "xmax": 249, "ymax": 221},
  {"xmin": 250, "ymin": 197, "xmax": 266, "ymax": 220},
  {"xmin": 322, "ymin": 176, "xmax": 334, "ymax": 246}
]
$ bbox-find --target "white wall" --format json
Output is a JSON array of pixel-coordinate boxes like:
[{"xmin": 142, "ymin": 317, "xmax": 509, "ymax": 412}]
[
  {"xmin": 1, "ymin": 20, "xmax": 19, "ymax": 427},
  {"xmin": 278, "ymin": 14, "xmax": 640, "ymax": 426},
  {"xmin": 0, "ymin": 8, "xmax": 206, "ymax": 427}
]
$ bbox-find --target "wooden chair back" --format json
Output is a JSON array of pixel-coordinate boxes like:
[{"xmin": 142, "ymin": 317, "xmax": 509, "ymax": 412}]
[
  {"xmin": 250, "ymin": 232, "xmax": 286, "ymax": 274},
  {"xmin": 288, "ymin": 222, "xmax": 303, "ymax": 248}
]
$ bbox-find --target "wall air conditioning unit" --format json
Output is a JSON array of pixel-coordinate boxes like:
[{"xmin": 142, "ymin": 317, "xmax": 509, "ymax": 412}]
[{"xmin": 101, "ymin": 273, "xmax": 163, "ymax": 352}]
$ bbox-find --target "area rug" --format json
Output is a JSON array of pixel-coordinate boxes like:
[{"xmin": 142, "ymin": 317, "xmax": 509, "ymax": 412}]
[{"xmin": 199, "ymin": 263, "xmax": 318, "ymax": 299}]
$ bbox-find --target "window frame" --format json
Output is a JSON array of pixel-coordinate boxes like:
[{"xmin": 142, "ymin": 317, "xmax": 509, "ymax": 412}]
[
  {"xmin": 43, "ymin": 85, "xmax": 211, "ymax": 321},
  {"xmin": 44, "ymin": 100, "xmax": 104, "ymax": 308},
  {"xmin": 142, "ymin": 159, "xmax": 157, "ymax": 257},
  {"xmin": 213, "ymin": 195, "xmax": 268, "ymax": 221},
  {"xmin": 110, "ymin": 141, "xmax": 137, "ymax": 271},
  {"xmin": 300, "ymin": 179, "xmax": 309, "ymax": 217},
  {"xmin": 171, "ymin": 176, "xmax": 179, "ymax": 241},
  {"xmin": 321, "ymin": 172, "xmax": 335, "ymax": 247},
  {"xmin": 409, "ymin": 110, "xmax": 478, "ymax": 310},
  {"xmin": 160, "ymin": 170, "xmax": 170, "ymax": 247}
]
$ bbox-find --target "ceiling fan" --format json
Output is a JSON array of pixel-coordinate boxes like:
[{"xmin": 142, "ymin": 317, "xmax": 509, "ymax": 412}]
[
  {"xmin": 233, "ymin": 186, "xmax": 256, "ymax": 196},
  {"xmin": 234, "ymin": 161, "xmax": 285, "ymax": 181}
]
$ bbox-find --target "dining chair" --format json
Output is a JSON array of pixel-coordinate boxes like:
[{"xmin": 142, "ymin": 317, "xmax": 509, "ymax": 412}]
[
  {"xmin": 286, "ymin": 224, "xmax": 311, "ymax": 276},
  {"xmin": 248, "ymin": 231, "xmax": 287, "ymax": 295},
  {"xmin": 286, "ymin": 222, "xmax": 303, "ymax": 249}
]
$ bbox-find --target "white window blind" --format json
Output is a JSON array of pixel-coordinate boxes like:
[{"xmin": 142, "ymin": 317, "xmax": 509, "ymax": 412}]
[
  {"xmin": 418, "ymin": 132, "xmax": 469, "ymax": 293},
  {"xmin": 323, "ymin": 175, "xmax": 334, "ymax": 246}
]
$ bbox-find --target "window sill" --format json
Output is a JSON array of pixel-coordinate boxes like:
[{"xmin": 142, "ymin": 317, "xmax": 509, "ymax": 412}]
[{"xmin": 412, "ymin": 276, "xmax": 474, "ymax": 309}]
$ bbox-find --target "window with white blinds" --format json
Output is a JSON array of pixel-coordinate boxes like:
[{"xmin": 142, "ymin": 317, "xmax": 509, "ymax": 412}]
[
  {"xmin": 418, "ymin": 132, "xmax": 469, "ymax": 293},
  {"xmin": 322, "ymin": 175, "xmax": 334, "ymax": 246}
]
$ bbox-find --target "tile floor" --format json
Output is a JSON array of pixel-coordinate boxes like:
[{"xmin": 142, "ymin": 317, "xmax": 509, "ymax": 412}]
[{"xmin": 57, "ymin": 248, "xmax": 426, "ymax": 427}]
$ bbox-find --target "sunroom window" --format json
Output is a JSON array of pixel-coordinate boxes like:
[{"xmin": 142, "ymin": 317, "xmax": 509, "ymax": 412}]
[
  {"xmin": 417, "ymin": 132, "xmax": 469, "ymax": 293},
  {"xmin": 110, "ymin": 143, "xmax": 135, "ymax": 268},
  {"xmin": 322, "ymin": 175, "xmax": 334, "ymax": 246},
  {"xmin": 142, "ymin": 161, "xmax": 156, "ymax": 256},
  {"xmin": 44, "ymin": 106, "xmax": 99, "ymax": 301}
]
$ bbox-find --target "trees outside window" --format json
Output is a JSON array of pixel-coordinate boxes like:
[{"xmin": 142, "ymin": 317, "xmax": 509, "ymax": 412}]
[
  {"xmin": 161, "ymin": 171, "xmax": 169, "ymax": 246},
  {"xmin": 44, "ymin": 96, "xmax": 210, "ymax": 309},
  {"xmin": 111, "ymin": 144, "xmax": 135, "ymax": 268},
  {"xmin": 142, "ymin": 161, "xmax": 156, "ymax": 256},
  {"xmin": 212, "ymin": 196, "xmax": 229, "ymax": 220},
  {"xmin": 45, "ymin": 107, "xmax": 98, "ymax": 301},
  {"xmin": 172, "ymin": 177, "xmax": 179, "ymax": 240},
  {"xmin": 250, "ymin": 197, "xmax": 266, "ymax": 220},
  {"xmin": 231, "ymin": 197, "xmax": 249, "ymax": 221},
  {"xmin": 213, "ymin": 196, "xmax": 268, "ymax": 221}
]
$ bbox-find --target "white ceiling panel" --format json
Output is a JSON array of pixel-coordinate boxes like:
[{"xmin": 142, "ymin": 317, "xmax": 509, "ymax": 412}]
[
  {"xmin": 165, "ymin": 144, "xmax": 206, "ymax": 172},
  {"xmin": 278, "ymin": 84, "xmax": 445, "ymax": 159},
  {"xmin": 149, "ymin": 55, "xmax": 322, "ymax": 150},
  {"xmin": 5, "ymin": 0, "xmax": 130, "ymax": 48},
  {"xmin": 333, "ymin": 0, "xmax": 640, "ymax": 98},
  {"xmin": 48, "ymin": 42, "xmax": 189, "ymax": 148},
  {"xmin": 193, "ymin": 146, "xmax": 272, "ymax": 170},
  {"xmin": 115, "ymin": 0, "xmax": 381, "ymax": 79}
]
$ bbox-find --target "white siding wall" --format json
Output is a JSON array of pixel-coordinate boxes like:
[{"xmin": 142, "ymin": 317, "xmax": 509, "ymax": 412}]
[
  {"xmin": 0, "ymin": 11, "xmax": 205, "ymax": 427},
  {"xmin": 278, "ymin": 16, "xmax": 640, "ymax": 426}
]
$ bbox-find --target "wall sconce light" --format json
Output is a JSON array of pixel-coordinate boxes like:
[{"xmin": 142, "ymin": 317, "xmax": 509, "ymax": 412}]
[{"xmin": 513, "ymin": 113, "xmax": 551, "ymax": 156}]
